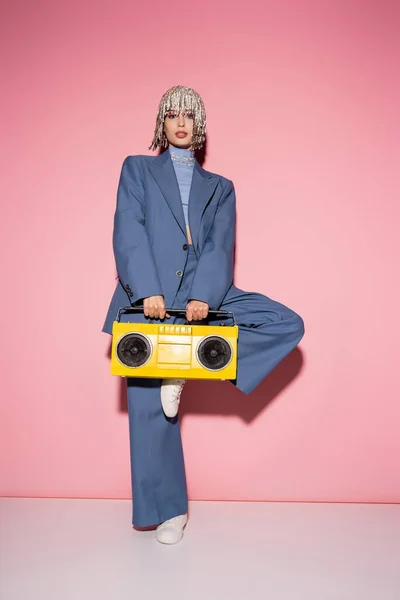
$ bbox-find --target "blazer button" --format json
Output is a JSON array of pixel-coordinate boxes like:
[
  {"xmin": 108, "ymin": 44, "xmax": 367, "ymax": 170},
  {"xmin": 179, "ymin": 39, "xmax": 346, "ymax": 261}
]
[
  {"xmin": 176, "ymin": 270, "xmax": 183, "ymax": 277},
  {"xmin": 129, "ymin": 292, "xmax": 133, "ymax": 297},
  {"xmin": 182, "ymin": 244, "xmax": 188, "ymax": 251}
]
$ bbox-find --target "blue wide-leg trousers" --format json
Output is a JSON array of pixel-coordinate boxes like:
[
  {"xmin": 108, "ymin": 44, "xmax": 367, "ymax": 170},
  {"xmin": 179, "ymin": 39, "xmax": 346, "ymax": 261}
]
[{"xmin": 125, "ymin": 245, "xmax": 305, "ymax": 526}]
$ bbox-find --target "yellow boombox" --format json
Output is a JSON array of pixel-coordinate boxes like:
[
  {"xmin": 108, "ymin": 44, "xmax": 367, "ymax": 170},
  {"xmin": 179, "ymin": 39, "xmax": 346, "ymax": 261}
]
[{"xmin": 111, "ymin": 307, "xmax": 238, "ymax": 380}]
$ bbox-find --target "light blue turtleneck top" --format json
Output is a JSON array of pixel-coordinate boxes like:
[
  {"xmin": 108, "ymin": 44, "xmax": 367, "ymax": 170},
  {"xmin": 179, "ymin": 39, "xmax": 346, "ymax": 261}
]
[{"xmin": 168, "ymin": 145, "xmax": 195, "ymax": 228}]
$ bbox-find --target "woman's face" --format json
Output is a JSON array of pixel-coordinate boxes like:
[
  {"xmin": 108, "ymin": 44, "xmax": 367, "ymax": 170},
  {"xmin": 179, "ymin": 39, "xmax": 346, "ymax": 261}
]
[{"xmin": 163, "ymin": 109, "xmax": 194, "ymax": 149}]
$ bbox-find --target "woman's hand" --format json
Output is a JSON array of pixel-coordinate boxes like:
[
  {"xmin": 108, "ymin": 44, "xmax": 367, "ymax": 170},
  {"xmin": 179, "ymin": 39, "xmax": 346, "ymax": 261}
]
[
  {"xmin": 143, "ymin": 296, "xmax": 170, "ymax": 320},
  {"xmin": 186, "ymin": 300, "xmax": 209, "ymax": 322}
]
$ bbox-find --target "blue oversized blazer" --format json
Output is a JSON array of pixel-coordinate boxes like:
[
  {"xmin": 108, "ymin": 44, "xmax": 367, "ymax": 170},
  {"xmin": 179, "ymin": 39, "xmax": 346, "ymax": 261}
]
[{"xmin": 102, "ymin": 149, "xmax": 236, "ymax": 334}]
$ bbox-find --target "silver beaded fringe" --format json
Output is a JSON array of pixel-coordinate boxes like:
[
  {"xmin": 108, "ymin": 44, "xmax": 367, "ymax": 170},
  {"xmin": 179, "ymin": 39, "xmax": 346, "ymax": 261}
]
[
  {"xmin": 149, "ymin": 85, "xmax": 206, "ymax": 151},
  {"xmin": 169, "ymin": 149, "xmax": 195, "ymax": 167}
]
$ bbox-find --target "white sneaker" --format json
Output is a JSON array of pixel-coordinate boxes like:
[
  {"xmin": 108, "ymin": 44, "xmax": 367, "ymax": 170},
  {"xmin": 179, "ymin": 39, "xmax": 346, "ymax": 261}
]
[
  {"xmin": 156, "ymin": 513, "xmax": 188, "ymax": 545},
  {"xmin": 160, "ymin": 378, "xmax": 186, "ymax": 417}
]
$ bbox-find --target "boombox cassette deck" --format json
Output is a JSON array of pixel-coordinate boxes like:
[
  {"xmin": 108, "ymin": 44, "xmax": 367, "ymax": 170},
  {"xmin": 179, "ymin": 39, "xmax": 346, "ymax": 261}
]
[{"xmin": 111, "ymin": 307, "xmax": 238, "ymax": 380}]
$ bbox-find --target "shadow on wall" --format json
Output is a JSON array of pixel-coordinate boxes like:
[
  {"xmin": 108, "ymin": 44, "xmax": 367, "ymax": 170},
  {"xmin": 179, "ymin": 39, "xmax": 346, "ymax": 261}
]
[{"xmin": 105, "ymin": 339, "xmax": 304, "ymax": 423}]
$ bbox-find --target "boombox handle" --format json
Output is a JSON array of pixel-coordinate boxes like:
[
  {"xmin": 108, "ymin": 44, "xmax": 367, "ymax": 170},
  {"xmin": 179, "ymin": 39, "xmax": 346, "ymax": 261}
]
[{"xmin": 116, "ymin": 306, "xmax": 237, "ymax": 326}]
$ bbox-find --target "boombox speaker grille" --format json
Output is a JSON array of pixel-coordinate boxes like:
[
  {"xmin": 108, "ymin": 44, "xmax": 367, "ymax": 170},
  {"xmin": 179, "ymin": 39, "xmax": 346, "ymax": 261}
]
[
  {"xmin": 116, "ymin": 333, "xmax": 152, "ymax": 368},
  {"xmin": 197, "ymin": 336, "xmax": 232, "ymax": 371}
]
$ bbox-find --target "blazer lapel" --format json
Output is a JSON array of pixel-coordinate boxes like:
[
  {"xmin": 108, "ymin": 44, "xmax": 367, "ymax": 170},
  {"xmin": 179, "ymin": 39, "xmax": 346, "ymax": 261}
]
[
  {"xmin": 149, "ymin": 150, "xmax": 219, "ymax": 254},
  {"xmin": 188, "ymin": 162, "xmax": 219, "ymax": 254},
  {"xmin": 149, "ymin": 150, "xmax": 187, "ymax": 236}
]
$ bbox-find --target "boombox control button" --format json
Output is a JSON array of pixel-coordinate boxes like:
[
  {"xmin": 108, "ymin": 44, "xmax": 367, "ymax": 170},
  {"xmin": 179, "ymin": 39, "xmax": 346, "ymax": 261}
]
[
  {"xmin": 176, "ymin": 270, "xmax": 183, "ymax": 277},
  {"xmin": 182, "ymin": 244, "xmax": 188, "ymax": 251}
]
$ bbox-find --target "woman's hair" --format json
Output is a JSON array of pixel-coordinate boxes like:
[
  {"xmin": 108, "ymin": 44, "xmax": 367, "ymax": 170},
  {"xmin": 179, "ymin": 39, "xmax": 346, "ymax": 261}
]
[{"xmin": 149, "ymin": 85, "xmax": 206, "ymax": 151}]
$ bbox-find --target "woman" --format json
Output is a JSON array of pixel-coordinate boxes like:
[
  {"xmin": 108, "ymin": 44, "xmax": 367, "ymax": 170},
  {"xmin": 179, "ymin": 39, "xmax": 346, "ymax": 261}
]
[{"xmin": 102, "ymin": 85, "xmax": 305, "ymax": 544}]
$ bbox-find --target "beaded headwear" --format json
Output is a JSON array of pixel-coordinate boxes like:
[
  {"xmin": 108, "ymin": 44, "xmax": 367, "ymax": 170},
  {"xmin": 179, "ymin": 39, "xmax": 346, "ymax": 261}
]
[{"xmin": 148, "ymin": 85, "xmax": 206, "ymax": 151}]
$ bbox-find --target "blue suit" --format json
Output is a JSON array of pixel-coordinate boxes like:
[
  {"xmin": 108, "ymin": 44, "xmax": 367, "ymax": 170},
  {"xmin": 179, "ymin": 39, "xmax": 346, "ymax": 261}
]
[
  {"xmin": 102, "ymin": 150, "xmax": 236, "ymax": 331},
  {"xmin": 102, "ymin": 150, "xmax": 305, "ymax": 526}
]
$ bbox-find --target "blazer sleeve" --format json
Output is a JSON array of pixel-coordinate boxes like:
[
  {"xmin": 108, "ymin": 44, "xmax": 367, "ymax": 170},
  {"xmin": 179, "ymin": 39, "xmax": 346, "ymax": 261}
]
[
  {"xmin": 113, "ymin": 156, "xmax": 163, "ymax": 304},
  {"xmin": 188, "ymin": 179, "xmax": 236, "ymax": 310}
]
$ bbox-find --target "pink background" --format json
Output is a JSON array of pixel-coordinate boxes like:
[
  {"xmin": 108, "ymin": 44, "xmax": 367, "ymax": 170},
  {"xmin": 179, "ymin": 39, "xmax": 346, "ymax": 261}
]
[{"xmin": 1, "ymin": 1, "xmax": 399, "ymax": 502}]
